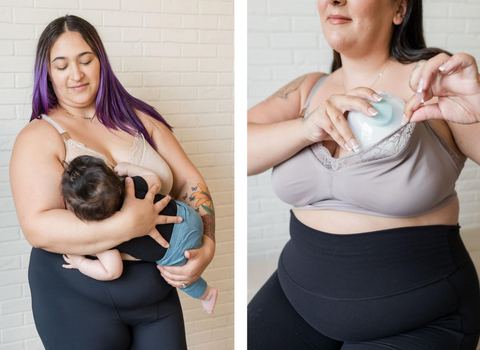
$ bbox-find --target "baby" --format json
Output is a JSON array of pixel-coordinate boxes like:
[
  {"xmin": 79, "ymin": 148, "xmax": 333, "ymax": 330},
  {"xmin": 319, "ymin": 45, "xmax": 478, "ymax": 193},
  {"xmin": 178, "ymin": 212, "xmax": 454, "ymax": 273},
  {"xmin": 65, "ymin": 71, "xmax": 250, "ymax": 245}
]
[{"xmin": 60, "ymin": 155, "xmax": 217, "ymax": 314}]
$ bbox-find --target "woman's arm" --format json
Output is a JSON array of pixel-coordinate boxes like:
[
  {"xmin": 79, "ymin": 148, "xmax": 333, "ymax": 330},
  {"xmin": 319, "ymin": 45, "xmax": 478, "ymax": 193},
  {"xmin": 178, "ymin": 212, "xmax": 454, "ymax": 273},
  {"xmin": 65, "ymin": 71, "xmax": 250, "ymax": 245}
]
[
  {"xmin": 248, "ymin": 73, "xmax": 324, "ymax": 175},
  {"xmin": 248, "ymin": 73, "xmax": 380, "ymax": 175},
  {"xmin": 9, "ymin": 120, "xmax": 179, "ymax": 255},
  {"xmin": 138, "ymin": 113, "xmax": 216, "ymax": 287},
  {"xmin": 62, "ymin": 249, "xmax": 123, "ymax": 281},
  {"xmin": 447, "ymin": 122, "xmax": 480, "ymax": 165}
]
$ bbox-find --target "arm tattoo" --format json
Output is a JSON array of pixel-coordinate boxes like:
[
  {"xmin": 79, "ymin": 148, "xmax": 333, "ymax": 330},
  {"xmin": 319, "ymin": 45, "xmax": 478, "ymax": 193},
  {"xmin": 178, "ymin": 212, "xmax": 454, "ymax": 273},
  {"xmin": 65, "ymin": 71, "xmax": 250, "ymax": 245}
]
[
  {"xmin": 185, "ymin": 183, "xmax": 215, "ymax": 243},
  {"xmin": 267, "ymin": 75, "xmax": 307, "ymax": 101}
]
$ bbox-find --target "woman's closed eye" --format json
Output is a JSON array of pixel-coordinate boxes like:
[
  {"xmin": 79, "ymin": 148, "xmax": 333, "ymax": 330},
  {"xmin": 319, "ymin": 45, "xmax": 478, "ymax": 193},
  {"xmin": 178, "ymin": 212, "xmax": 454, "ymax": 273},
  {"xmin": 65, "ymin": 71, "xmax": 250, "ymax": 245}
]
[{"xmin": 56, "ymin": 60, "xmax": 93, "ymax": 71}]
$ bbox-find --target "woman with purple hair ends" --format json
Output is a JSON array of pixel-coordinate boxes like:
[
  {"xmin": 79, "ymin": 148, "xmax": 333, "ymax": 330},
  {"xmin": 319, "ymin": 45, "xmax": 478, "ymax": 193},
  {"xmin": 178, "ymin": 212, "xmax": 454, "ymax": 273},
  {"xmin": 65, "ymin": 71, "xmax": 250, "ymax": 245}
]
[{"xmin": 9, "ymin": 15, "xmax": 216, "ymax": 350}]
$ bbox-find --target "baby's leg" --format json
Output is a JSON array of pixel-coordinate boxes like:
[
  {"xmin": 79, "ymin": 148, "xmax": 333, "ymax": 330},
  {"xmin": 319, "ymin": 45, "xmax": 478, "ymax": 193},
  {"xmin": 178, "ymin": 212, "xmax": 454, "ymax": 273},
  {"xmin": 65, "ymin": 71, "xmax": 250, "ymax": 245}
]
[{"xmin": 181, "ymin": 277, "xmax": 218, "ymax": 314}]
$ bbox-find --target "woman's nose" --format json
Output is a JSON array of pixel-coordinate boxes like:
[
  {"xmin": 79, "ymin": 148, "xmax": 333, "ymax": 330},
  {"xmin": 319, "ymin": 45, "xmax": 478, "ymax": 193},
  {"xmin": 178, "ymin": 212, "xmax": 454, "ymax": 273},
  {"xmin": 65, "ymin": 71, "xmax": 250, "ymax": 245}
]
[
  {"xmin": 329, "ymin": 0, "xmax": 346, "ymax": 5},
  {"xmin": 69, "ymin": 63, "xmax": 84, "ymax": 81}
]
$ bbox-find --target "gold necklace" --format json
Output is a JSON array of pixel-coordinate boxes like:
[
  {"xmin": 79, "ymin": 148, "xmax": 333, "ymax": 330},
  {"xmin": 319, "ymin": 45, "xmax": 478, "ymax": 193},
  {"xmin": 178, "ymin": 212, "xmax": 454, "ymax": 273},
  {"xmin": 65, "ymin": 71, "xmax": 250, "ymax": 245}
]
[
  {"xmin": 60, "ymin": 105, "xmax": 94, "ymax": 120},
  {"xmin": 341, "ymin": 57, "xmax": 392, "ymax": 94}
]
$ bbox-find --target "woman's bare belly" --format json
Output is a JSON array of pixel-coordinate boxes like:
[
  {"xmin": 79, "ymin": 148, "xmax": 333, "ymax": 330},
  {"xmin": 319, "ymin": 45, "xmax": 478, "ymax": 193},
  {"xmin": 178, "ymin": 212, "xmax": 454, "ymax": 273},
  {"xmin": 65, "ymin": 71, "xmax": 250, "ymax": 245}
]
[{"xmin": 292, "ymin": 197, "xmax": 459, "ymax": 234}]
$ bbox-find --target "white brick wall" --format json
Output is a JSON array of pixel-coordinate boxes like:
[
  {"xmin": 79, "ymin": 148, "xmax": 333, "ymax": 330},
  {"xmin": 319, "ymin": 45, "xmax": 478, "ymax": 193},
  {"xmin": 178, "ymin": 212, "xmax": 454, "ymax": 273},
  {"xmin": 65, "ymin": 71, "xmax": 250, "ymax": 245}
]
[
  {"xmin": 247, "ymin": 0, "xmax": 480, "ymax": 271},
  {"xmin": 0, "ymin": 1, "xmax": 233, "ymax": 349}
]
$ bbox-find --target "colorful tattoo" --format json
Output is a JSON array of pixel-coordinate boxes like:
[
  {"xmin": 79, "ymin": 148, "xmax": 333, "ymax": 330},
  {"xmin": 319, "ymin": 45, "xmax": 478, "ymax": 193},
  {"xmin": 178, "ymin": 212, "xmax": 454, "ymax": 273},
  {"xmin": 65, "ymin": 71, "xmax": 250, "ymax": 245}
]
[
  {"xmin": 267, "ymin": 75, "xmax": 306, "ymax": 101},
  {"xmin": 186, "ymin": 183, "xmax": 215, "ymax": 243}
]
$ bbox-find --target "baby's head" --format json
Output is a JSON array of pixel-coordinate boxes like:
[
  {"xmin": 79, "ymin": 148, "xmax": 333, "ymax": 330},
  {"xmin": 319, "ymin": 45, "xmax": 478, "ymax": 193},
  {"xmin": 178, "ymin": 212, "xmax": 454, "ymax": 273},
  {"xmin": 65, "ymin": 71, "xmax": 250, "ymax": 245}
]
[{"xmin": 61, "ymin": 155, "xmax": 125, "ymax": 221}]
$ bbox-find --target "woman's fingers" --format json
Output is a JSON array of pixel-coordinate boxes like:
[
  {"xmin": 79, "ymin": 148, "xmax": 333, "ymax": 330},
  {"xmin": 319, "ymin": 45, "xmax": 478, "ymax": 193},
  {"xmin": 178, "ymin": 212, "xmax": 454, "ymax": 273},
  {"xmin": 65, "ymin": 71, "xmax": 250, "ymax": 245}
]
[
  {"xmin": 157, "ymin": 265, "xmax": 195, "ymax": 287},
  {"xmin": 305, "ymin": 87, "xmax": 380, "ymax": 149},
  {"xmin": 411, "ymin": 54, "xmax": 449, "ymax": 95},
  {"xmin": 327, "ymin": 91, "xmax": 379, "ymax": 150},
  {"xmin": 345, "ymin": 86, "xmax": 383, "ymax": 102},
  {"xmin": 330, "ymin": 92, "xmax": 379, "ymax": 117},
  {"xmin": 410, "ymin": 104, "xmax": 444, "ymax": 123},
  {"xmin": 403, "ymin": 93, "xmax": 444, "ymax": 123},
  {"xmin": 144, "ymin": 183, "xmax": 160, "ymax": 203},
  {"xmin": 123, "ymin": 177, "xmax": 135, "ymax": 201},
  {"xmin": 154, "ymin": 194, "xmax": 171, "ymax": 212},
  {"xmin": 438, "ymin": 53, "xmax": 478, "ymax": 76},
  {"xmin": 153, "ymin": 196, "xmax": 183, "ymax": 225},
  {"xmin": 148, "ymin": 228, "xmax": 170, "ymax": 248},
  {"xmin": 158, "ymin": 265, "xmax": 187, "ymax": 281},
  {"xmin": 324, "ymin": 104, "xmax": 356, "ymax": 150}
]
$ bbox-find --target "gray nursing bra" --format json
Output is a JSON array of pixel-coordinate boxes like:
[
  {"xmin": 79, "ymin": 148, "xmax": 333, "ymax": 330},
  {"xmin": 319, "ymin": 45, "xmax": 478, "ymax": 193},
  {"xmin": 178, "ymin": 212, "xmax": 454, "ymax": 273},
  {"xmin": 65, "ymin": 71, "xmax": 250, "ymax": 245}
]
[{"xmin": 271, "ymin": 75, "xmax": 465, "ymax": 218}]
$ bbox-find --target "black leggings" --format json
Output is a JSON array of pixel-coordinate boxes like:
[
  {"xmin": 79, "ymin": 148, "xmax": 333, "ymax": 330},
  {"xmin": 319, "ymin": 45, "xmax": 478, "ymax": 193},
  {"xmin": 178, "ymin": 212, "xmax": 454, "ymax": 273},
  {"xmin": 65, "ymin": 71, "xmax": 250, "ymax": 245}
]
[
  {"xmin": 248, "ymin": 213, "xmax": 480, "ymax": 349},
  {"xmin": 29, "ymin": 248, "xmax": 187, "ymax": 350}
]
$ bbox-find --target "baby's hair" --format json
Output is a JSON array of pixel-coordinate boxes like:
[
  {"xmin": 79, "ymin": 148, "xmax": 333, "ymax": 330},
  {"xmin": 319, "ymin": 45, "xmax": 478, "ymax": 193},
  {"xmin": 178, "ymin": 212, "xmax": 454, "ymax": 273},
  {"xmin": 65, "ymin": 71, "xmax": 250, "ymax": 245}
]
[{"xmin": 61, "ymin": 155, "xmax": 125, "ymax": 221}]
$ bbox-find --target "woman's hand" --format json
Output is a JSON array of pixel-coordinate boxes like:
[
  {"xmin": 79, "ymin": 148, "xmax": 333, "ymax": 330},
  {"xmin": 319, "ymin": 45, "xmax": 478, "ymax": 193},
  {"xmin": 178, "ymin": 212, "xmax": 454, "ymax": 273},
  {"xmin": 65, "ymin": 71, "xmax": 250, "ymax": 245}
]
[
  {"xmin": 302, "ymin": 87, "xmax": 382, "ymax": 151},
  {"xmin": 404, "ymin": 53, "xmax": 480, "ymax": 124},
  {"xmin": 157, "ymin": 237, "xmax": 215, "ymax": 288},
  {"xmin": 117, "ymin": 177, "xmax": 182, "ymax": 248}
]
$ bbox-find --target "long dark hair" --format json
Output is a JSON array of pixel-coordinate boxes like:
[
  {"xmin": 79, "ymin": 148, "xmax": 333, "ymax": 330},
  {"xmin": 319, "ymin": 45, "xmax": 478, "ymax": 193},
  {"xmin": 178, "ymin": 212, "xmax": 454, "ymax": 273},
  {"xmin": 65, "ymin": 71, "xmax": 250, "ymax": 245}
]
[
  {"xmin": 331, "ymin": 0, "xmax": 452, "ymax": 72},
  {"xmin": 31, "ymin": 15, "xmax": 171, "ymax": 150}
]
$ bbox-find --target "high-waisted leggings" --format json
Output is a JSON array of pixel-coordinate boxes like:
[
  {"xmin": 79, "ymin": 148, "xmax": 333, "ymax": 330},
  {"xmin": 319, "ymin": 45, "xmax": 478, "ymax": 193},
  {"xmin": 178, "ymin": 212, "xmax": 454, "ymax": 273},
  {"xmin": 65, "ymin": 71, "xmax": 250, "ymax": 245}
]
[
  {"xmin": 29, "ymin": 248, "xmax": 187, "ymax": 350},
  {"xmin": 248, "ymin": 212, "xmax": 480, "ymax": 349}
]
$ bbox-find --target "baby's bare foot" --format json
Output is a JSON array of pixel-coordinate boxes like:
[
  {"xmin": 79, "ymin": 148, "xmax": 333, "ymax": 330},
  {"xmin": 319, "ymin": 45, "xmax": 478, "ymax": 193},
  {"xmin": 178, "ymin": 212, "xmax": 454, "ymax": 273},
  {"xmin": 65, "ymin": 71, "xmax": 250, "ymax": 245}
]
[{"xmin": 200, "ymin": 287, "xmax": 218, "ymax": 315}]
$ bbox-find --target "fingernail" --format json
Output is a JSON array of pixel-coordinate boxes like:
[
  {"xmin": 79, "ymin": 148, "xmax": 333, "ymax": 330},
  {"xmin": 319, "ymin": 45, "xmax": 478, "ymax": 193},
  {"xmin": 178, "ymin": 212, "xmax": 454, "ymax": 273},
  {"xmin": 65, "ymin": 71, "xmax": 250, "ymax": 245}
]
[
  {"xmin": 126, "ymin": 177, "xmax": 131, "ymax": 183},
  {"xmin": 344, "ymin": 143, "xmax": 352, "ymax": 151},
  {"xmin": 350, "ymin": 138, "xmax": 359, "ymax": 149},
  {"xmin": 417, "ymin": 77, "xmax": 424, "ymax": 93},
  {"xmin": 401, "ymin": 114, "xmax": 408, "ymax": 125},
  {"xmin": 373, "ymin": 93, "xmax": 382, "ymax": 101},
  {"xmin": 165, "ymin": 243, "xmax": 170, "ymax": 248},
  {"xmin": 177, "ymin": 217, "xmax": 183, "ymax": 223},
  {"xmin": 368, "ymin": 107, "xmax": 378, "ymax": 116},
  {"xmin": 439, "ymin": 65, "xmax": 446, "ymax": 72}
]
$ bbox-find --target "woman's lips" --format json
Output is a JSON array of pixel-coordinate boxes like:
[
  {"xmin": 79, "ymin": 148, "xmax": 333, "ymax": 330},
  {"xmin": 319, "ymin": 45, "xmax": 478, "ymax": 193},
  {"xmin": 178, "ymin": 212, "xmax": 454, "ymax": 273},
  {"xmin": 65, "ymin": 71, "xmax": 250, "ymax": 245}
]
[
  {"xmin": 69, "ymin": 83, "xmax": 88, "ymax": 91},
  {"xmin": 328, "ymin": 15, "xmax": 352, "ymax": 25}
]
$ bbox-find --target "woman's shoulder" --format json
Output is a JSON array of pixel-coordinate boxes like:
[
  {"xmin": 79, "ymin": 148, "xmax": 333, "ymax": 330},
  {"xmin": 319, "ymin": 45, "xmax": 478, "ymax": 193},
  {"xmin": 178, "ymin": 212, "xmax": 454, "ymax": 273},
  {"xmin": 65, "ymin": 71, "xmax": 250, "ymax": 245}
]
[
  {"xmin": 133, "ymin": 108, "xmax": 177, "ymax": 153},
  {"xmin": 17, "ymin": 117, "xmax": 63, "ymax": 145},
  {"xmin": 248, "ymin": 72, "xmax": 328, "ymax": 124},
  {"xmin": 10, "ymin": 116, "xmax": 66, "ymax": 173},
  {"xmin": 13, "ymin": 117, "xmax": 65, "ymax": 157},
  {"xmin": 134, "ymin": 109, "xmax": 171, "ymax": 138}
]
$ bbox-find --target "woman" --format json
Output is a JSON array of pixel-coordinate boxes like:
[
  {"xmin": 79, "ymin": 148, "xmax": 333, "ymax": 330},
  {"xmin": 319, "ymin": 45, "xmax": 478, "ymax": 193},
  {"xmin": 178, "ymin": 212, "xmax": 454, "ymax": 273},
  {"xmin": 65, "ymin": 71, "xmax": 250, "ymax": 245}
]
[
  {"xmin": 9, "ymin": 15, "xmax": 215, "ymax": 350},
  {"xmin": 248, "ymin": 0, "xmax": 480, "ymax": 349}
]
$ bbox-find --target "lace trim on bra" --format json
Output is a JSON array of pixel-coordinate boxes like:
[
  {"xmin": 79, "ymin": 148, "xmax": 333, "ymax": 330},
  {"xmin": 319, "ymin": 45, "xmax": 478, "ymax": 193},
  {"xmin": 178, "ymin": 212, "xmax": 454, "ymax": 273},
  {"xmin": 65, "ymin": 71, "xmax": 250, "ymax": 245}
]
[
  {"xmin": 65, "ymin": 138, "xmax": 115, "ymax": 167},
  {"xmin": 128, "ymin": 132, "xmax": 145, "ymax": 165},
  {"xmin": 64, "ymin": 132, "xmax": 144, "ymax": 168},
  {"xmin": 310, "ymin": 122, "xmax": 416, "ymax": 171},
  {"xmin": 423, "ymin": 120, "xmax": 464, "ymax": 173}
]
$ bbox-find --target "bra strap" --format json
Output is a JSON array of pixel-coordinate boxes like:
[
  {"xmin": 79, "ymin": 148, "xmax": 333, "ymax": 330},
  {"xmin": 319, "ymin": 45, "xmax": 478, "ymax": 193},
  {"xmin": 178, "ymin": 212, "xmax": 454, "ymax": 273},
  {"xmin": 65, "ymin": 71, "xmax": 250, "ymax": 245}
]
[
  {"xmin": 41, "ymin": 115, "xmax": 71, "ymax": 140},
  {"xmin": 299, "ymin": 74, "xmax": 329, "ymax": 117}
]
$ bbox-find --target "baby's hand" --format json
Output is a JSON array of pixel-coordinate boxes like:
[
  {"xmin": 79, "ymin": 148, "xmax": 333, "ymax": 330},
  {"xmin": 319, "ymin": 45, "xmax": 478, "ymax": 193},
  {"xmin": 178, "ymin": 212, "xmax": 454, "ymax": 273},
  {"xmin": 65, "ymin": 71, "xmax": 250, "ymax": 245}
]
[
  {"xmin": 114, "ymin": 162, "xmax": 131, "ymax": 177},
  {"xmin": 62, "ymin": 254, "xmax": 86, "ymax": 269}
]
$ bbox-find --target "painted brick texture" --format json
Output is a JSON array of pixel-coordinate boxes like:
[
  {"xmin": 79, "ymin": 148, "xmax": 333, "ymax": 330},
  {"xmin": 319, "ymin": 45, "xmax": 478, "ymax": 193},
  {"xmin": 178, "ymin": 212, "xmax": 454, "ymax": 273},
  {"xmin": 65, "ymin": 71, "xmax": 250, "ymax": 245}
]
[
  {"xmin": 247, "ymin": 0, "xmax": 480, "ymax": 274},
  {"xmin": 0, "ymin": 1, "xmax": 233, "ymax": 349}
]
